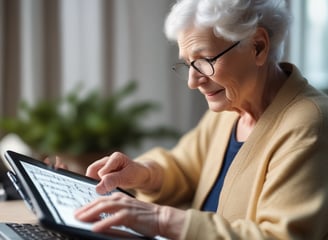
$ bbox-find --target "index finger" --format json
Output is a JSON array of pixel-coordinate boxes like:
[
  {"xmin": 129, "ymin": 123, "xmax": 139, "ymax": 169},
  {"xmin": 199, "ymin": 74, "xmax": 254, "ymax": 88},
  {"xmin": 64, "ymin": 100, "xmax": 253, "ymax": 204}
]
[{"xmin": 85, "ymin": 156, "xmax": 109, "ymax": 179}]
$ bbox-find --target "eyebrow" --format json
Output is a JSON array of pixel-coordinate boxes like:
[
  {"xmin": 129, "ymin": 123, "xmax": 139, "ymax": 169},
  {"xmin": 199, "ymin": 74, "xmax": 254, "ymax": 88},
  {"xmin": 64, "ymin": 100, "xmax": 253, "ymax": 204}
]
[{"xmin": 178, "ymin": 46, "xmax": 208, "ymax": 62}]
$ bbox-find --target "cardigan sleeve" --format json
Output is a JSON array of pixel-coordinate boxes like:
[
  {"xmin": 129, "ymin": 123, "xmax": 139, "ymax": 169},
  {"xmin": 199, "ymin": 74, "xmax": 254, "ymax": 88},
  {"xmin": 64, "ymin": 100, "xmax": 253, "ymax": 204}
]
[{"xmin": 134, "ymin": 111, "xmax": 222, "ymax": 206}]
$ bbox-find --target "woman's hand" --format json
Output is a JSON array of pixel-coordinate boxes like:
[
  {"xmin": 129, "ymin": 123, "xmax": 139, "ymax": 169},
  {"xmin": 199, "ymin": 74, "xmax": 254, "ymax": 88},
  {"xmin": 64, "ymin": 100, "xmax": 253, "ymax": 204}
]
[
  {"xmin": 86, "ymin": 152, "xmax": 163, "ymax": 194},
  {"xmin": 75, "ymin": 192, "xmax": 185, "ymax": 239}
]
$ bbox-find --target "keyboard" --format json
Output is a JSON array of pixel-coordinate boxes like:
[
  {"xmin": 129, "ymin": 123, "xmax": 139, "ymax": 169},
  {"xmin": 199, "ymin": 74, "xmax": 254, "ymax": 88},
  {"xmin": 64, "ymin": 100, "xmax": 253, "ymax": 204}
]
[{"xmin": 1, "ymin": 223, "xmax": 74, "ymax": 240}]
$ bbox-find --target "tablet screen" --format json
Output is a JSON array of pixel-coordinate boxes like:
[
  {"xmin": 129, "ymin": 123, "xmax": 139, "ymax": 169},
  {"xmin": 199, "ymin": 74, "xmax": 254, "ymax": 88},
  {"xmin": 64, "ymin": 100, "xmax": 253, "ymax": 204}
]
[{"xmin": 21, "ymin": 161, "xmax": 105, "ymax": 230}]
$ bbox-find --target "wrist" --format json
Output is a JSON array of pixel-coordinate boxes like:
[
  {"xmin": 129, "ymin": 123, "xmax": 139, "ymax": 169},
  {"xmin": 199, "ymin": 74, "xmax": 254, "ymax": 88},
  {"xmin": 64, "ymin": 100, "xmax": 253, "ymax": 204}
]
[
  {"xmin": 139, "ymin": 161, "xmax": 163, "ymax": 193},
  {"xmin": 158, "ymin": 206, "xmax": 185, "ymax": 239}
]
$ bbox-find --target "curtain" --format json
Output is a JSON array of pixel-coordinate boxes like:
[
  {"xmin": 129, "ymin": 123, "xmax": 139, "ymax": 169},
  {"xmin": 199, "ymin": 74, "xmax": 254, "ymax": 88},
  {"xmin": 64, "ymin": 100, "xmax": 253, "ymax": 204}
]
[
  {"xmin": 0, "ymin": 0, "xmax": 62, "ymax": 114},
  {"xmin": 0, "ymin": 0, "xmax": 21, "ymax": 117}
]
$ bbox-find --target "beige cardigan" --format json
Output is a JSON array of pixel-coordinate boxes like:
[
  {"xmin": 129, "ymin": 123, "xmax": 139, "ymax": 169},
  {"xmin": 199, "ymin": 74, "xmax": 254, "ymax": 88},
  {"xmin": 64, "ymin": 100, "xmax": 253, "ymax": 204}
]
[{"xmin": 136, "ymin": 63, "xmax": 328, "ymax": 239}]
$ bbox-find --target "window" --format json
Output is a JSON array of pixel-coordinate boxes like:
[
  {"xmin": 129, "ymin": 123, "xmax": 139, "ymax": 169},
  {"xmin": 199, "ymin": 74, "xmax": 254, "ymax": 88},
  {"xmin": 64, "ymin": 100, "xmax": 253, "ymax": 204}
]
[{"xmin": 288, "ymin": 0, "xmax": 328, "ymax": 90}]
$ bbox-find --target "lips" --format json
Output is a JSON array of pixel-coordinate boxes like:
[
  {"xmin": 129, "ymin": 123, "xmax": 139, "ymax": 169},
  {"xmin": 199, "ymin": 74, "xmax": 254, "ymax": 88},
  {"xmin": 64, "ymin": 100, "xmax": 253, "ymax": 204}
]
[{"xmin": 203, "ymin": 89, "xmax": 224, "ymax": 97}]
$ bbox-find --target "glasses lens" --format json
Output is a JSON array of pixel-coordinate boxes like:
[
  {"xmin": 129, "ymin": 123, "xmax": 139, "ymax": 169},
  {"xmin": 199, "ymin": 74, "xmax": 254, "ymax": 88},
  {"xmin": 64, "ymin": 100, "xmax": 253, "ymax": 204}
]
[
  {"xmin": 172, "ymin": 63, "xmax": 189, "ymax": 81},
  {"xmin": 193, "ymin": 59, "xmax": 214, "ymax": 76}
]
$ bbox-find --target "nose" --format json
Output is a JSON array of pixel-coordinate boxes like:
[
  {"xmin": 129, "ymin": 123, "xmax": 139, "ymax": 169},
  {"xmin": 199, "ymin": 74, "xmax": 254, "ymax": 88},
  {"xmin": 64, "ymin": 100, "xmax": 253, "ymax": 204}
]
[{"xmin": 187, "ymin": 68, "xmax": 207, "ymax": 89}]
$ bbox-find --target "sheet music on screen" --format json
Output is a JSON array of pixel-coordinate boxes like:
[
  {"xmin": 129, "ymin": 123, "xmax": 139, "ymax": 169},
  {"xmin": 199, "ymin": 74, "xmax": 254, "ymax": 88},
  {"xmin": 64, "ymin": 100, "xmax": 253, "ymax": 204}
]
[{"xmin": 21, "ymin": 161, "xmax": 107, "ymax": 230}]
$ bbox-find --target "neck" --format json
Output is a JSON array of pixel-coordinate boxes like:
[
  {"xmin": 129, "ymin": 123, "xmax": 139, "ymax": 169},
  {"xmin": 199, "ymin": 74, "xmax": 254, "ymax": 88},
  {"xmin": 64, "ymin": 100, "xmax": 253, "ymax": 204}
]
[
  {"xmin": 235, "ymin": 63, "xmax": 287, "ymax": 141},
  {"xmin": 240, "ymin": 63, "xmax": 287, "ymax": 120},
  {"xmin": 261, "ymin": 63, "xmax": 287, "ymax": 109}
]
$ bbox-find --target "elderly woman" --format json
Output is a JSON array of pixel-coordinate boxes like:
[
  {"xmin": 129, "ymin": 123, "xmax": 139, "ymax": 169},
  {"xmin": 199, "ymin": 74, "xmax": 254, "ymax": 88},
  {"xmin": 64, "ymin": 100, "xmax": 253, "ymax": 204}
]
[{"xmin": 75, "ymin": 0, "xmax": 328, "ymax": 239}]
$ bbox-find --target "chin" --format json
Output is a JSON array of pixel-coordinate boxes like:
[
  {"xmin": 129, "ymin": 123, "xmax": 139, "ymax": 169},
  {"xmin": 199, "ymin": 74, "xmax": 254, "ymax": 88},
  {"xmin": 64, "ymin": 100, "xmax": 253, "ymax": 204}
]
[{"xmin": 208, "ymin": 102, "xmax": 229, "ymax": 112}]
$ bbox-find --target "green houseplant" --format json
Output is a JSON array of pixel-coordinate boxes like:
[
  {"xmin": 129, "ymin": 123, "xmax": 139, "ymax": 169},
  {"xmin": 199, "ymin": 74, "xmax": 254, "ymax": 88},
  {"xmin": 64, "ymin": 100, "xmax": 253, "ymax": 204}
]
[{"xmin": 0, "ymin": 81, "xmax": 179, "ymax": 173}]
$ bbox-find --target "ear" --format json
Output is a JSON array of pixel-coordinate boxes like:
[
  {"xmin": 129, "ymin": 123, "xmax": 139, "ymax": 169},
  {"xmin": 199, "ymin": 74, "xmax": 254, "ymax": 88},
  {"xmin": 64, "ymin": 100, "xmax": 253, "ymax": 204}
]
[{"xmin": 252, "ymin": 27, "xmax": 270, "ymax": 66}]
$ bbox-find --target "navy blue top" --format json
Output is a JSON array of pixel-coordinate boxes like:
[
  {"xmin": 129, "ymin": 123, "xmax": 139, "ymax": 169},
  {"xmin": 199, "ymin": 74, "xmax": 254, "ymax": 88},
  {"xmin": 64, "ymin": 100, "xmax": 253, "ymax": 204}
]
[{"xmin": 202, "ymin": 125, "xmax": 243, "ymax": 212}]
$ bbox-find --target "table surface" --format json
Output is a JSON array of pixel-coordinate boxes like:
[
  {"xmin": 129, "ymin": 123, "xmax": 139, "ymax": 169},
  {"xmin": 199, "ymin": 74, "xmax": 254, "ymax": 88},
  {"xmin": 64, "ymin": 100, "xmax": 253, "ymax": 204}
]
[{"xmin": 0, "ymin": 200, "xmax": 37, "ymax": 223}]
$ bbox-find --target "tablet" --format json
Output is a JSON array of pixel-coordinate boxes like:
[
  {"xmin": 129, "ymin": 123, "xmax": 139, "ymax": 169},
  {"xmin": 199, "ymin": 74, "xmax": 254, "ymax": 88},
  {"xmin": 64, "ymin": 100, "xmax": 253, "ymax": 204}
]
[{"xmin": 4, "ymin": 150, "xmax": 151, "ymax": 240}]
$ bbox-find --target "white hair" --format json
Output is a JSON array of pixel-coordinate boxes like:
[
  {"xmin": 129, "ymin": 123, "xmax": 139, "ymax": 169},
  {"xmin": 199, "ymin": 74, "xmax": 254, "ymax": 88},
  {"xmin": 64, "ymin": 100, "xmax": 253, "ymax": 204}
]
[{"xmin": 164, "ymin": 0, "xmax": 291, "ymax": 62}]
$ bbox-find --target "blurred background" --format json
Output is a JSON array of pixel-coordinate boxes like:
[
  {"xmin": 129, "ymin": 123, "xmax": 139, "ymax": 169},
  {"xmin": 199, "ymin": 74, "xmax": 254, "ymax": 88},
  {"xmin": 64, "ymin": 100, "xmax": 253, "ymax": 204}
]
[
  {"xmin": 0, "ymin": 0, "xmax": 327, "ymax": 199},
  {"xmin": 0, "ymin": 0, "xmax": 207, "ymax": 152}
]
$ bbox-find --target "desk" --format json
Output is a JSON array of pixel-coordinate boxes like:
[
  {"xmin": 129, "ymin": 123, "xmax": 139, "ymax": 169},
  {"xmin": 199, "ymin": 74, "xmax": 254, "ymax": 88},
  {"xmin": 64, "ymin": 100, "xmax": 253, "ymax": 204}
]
[{"xmin": 0, "ymin": 200, "xmax": 36, "ymax": 223}]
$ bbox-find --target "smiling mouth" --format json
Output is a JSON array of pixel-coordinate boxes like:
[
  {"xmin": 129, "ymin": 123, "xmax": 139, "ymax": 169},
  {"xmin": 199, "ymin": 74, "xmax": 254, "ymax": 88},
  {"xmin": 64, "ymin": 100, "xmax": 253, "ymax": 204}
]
[{"xmin": 205, "ymin": 89, "xmax": 224, "ymax": 97}]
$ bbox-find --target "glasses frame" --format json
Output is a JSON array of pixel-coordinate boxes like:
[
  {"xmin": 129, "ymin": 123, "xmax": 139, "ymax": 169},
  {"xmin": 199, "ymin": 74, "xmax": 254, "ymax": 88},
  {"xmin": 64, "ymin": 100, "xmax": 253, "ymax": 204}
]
[{"xmin": 172, "ymin": 41, "xmax": 240, "ymax": 80}]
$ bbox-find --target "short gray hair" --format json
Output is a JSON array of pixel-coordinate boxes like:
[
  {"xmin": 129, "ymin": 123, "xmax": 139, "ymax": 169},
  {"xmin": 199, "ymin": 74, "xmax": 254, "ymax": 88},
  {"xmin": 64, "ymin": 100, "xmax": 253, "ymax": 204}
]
[{"xmin": 164, "ymin": 0, "xmax": 291, "ymax": 62}]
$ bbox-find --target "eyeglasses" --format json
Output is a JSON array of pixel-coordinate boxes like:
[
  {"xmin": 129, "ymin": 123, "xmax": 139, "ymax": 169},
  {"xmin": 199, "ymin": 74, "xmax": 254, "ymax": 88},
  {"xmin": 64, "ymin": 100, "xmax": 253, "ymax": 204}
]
[{"xmin": 172, "ymin": 41, "xmax": 240, "ymax": 81}]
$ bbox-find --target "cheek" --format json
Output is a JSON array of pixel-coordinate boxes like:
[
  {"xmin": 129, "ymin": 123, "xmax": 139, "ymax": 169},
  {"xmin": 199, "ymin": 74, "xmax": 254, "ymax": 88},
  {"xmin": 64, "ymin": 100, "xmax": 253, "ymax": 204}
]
[
  {"xmin": 212, "ymin": 55, "xmax": 255, "ymax": 101},
  {"xmin": 225, "ymin": 87, "xmax": 238, "ymax": 101},
  {"xmin": 212, "ymin": 67, "xmax": 240, "ymax": 101}
]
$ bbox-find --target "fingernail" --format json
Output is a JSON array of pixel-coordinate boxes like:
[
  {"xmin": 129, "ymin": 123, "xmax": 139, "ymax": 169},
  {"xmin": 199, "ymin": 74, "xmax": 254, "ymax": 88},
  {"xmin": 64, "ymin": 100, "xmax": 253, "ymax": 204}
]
[{"xmin": 96, "ymin": 184, "xmax": 106, "ymax": 194}]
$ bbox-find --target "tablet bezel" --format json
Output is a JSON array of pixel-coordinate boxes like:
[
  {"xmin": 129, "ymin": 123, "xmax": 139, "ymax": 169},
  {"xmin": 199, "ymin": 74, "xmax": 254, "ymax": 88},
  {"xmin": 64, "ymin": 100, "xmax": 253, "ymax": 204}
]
[{"xmin": 4, "ymin": 150, "xmax": 146, "ymax": 240}]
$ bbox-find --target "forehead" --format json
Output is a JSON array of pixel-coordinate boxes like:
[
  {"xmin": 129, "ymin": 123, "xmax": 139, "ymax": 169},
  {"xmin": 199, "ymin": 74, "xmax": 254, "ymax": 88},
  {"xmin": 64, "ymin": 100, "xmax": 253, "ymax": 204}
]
[{"xmin": 177, "ymin": 27, "xmax": 224, "ymax": 58}]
